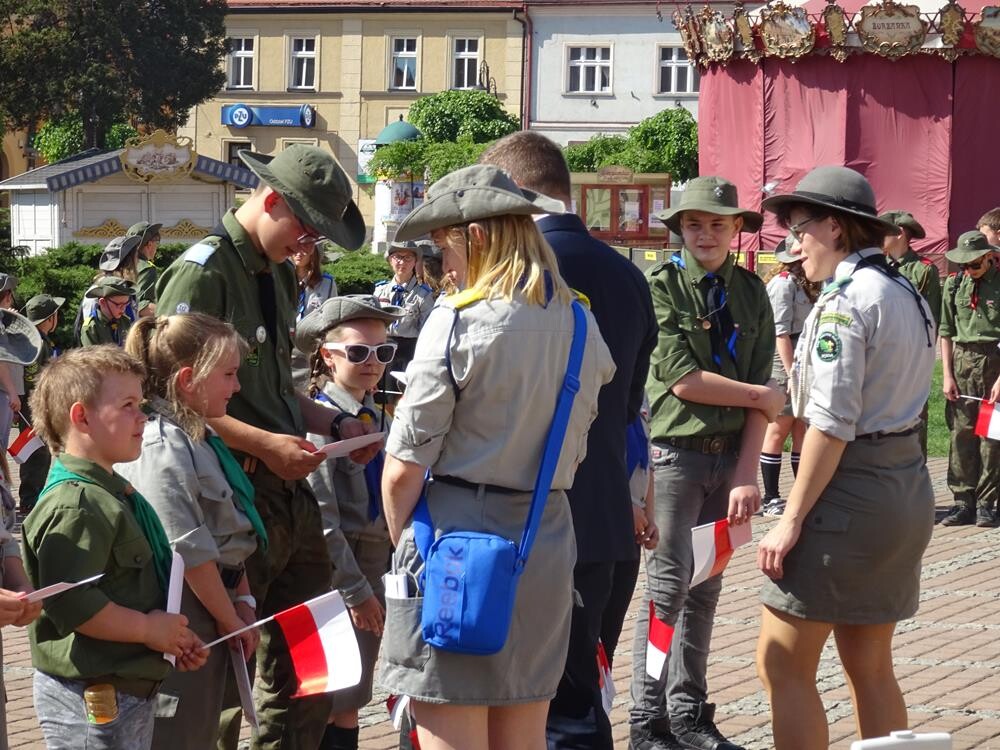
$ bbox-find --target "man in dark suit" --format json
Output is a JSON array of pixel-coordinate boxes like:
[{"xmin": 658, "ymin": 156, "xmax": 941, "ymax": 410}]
[{"xmin": 481, "ymin": 132, "xmax": 658, "ymax": 749}]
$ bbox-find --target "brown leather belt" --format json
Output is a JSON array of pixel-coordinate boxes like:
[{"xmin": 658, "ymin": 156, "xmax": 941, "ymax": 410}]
[
  {"xmin": 856, "ymin": 425, "xmax": 921, "ymax": 440},
  {"xmin": 89, "ymin": 676, "xmax": 162, "ymax": 700},
  {"xmin": 660, "ymin": 435, "xmax": 739, "ymax": 455}
]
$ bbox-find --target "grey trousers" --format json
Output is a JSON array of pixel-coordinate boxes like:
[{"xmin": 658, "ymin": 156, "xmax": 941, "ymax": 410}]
[{"xmin": 629, "ymin": 443, "xmax": 736, "ymax": 728}]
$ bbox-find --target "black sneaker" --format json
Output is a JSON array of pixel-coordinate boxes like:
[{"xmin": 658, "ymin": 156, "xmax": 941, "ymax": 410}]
[
  {"xmin": 629, "ymin": 721, "xmax": 683, "ymax": 750},
  {"xmin": 672, "ymin": 703, "xmax": 745, "ymax": 750},
  {"xmin": 976, "ymin": 507, "xmax": 999, "ymax": 528},
  {"xmin": 940, "ymin": 505, "xmax": 976, "ymax": 526}
]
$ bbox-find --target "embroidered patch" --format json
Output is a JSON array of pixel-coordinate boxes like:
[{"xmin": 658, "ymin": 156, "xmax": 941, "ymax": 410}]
[
  {"xmin": 816, "ymin": 331, "xmax": 842, "ymax": 362},
  {"xmin": 175, "ymin": 302, "xmax": 190, "ymax": 314},
  {"xmin": 245, "ymin": 346, "xmax": 260, "ymax": 367},
  {"xmin": 819, "ymin": 311, "xmax": 853, "ymax": 327}
]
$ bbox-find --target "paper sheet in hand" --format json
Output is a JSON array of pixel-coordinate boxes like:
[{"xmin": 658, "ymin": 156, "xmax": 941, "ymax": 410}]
[
  {"xmin": 163, "ymin": 552, "xmax": 185, "ymax": 665},
  {"xmin": 230, "ymin": 643, "xmax": 258, "ymax": 729},
  {"xmin": 24, "ymin": 573, "xmax": 104, "ymax": 603},
  {"xmin": 390, "ymin": 370, "xmax": 408, "ymax": 387},
  {"xmin": 315, "ymin": 432, "xmax": 386, "ymax": 459}
]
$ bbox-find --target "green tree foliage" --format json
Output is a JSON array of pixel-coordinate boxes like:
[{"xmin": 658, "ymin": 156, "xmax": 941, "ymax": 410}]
[
  {"xmin": 408, "ymin": 90, "xmax": 519, "ymax": 144},
  {"xmin": 563, "ymin": 134, "xmax": 629, "ymax": 172},
  {"xmin": 323, "ymin": 248, "xmax": 391, "ymax": 295},
  {"xmin": 34, "ymin": 117, "xmax": 138, "ymax": 164},
  {"xmin": 367, "ymin": 139, "xmax": 428, "ymax": 182},
  {"xmin": 0, "ymin": 0, "xmax": 227, "ymax": 148}
]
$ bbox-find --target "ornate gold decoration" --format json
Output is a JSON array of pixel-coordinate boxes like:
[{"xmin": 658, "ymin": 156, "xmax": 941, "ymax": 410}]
[
  {"xmin": 120, "ymin": 129, "xmax": 196, "ymax": 184},
  {"xmin": 974, "ymin": 6, "xmax": 1000, "ymax": 57},
  {"xmin": 674, "ymin": 6, "xmax": 703, "ymax": 63},
  {"xmin": 936, "ymin": 1, "xmax": 966, "ymax": 60},
  {"xmin": 733, "ymin": 1, "xmax": 762, "ymax": 62},
  {"xmin": 759, "ymin": 1, "xmax": 816, "ymax": 59},
  {"xmin": 161, "ymin": 219, "xmax": 213, "ymax": 238},
  {"xmin": 698, "ymin": 6, "xmax": 735, "ymax": 62},
  {"xmin": 855, "ymin": 0, "xmax": 928, "ymax": 59},
  {"xmin": 74, "ymin": 219, "xmax": 129, "ymax": 239},
  {"xmin": 823, "ymin": 1, "xmax": 851, "ymax": 62}
]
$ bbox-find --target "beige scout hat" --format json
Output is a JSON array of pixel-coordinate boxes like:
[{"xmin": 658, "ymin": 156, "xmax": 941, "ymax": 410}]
[
  {"xmin": 98, "ymin": 236, "xmax": 142, "ymax": 272},
  {"xmin": 85, "ymin": 276, "xmax": 135, "ymax": 299},
  {"xmin": 239, "ymin": 145, "xmax": 366, "ymax": 251},
  {"xmin": 878, "ymin": 210, "xmax": 926, "ymax": 240},
  {"xmin": 294, "ymin": 295, "xmax": 404, "ymax": 353},
  {"xmin": 0, "ymin": 309, "xmax": 41, "ymax": 365},
  {"xmin": 393, "ymin": 164, "xmax": 565, "ymax": 242},
  {"xmin": 945, "ymin": 230, "xmax": 998, "ymax": 264},
  {"xmin": 385, "ymin": 238, "xmax": 427, "ymax": 260},
  {"xmin": 655, "ymin": 176, "xmax": 763, "ymax": 235},
  {"xmin": 126, "ymin": 221, "xmax": 163, "ymax": 247},
  {"xmin": 774, "ymin": 233, "xmax": 799, "ymax": 264}
]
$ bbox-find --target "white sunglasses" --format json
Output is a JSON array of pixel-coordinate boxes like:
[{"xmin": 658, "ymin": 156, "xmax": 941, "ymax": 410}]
[{"xmin": 322, "ymin": 342, "xmax": 397, "ymax": 364}]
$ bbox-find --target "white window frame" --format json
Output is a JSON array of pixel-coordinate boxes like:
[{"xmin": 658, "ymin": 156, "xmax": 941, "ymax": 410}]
[
  {"xmin": 226, "ymin": 32, "xmax": 257, "ymax": 90},
  {"xmin": 389, "ymin": 35, "xmax": 420, "ymax": 91},
  {"xmin": 222, "ymin": 138, "xmax": 256, "ymax": 167},
  {"xmin": 288, "ymin": 33, "xmax": 319, "ymax": 91},
  {"xmin": 450, "ymin": 33, "xmax": 482, "ymax": 90},
  {"xmin": 279, "ymin": 137, "xmax": 320, "ymax": 151},
  {"xmin": 564, "ymin": 44, "xmax": 613, "ymax": 95},
  {"xmin": 656, "ymin": 45, "xmax": 699, "ymax": 96}
]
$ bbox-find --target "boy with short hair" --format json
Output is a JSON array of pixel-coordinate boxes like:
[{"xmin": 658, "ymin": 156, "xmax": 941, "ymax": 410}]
[
  {"xmin": 629, "ymin": 177, "xmax": 783, "ymax": 750},
  {"xmin": 24, "ymin": 346, "xmax": 207, "ymax": 748},
  {"xmin": 78, "ymin": 276, "xmax": 135, "ymax": 347}
]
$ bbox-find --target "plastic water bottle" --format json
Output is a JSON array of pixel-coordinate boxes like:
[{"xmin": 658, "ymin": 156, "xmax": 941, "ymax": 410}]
[{"xmin": 83, "ymin": 684, "xmax": 118, "ymax": 724}]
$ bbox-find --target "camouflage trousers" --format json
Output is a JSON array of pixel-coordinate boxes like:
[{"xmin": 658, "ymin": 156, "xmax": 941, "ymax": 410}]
[{"xmin": 946, "ymin": 343, "xmax": 1000, "ymax": 510}]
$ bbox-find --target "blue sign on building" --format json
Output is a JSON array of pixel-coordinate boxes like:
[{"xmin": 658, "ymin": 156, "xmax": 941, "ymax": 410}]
[{"xmin": 222, "ymin": 104, "xmax": 316, "ymax": 129}]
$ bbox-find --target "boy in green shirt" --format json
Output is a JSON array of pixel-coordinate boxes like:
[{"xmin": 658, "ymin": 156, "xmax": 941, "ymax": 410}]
[
  {"xmin": 24, "ymin": 345, "xmax": 208, "ymax": 748},
  {"xmin": 78, "ymin": 277, "xmax": 135, "ymax": 347}
]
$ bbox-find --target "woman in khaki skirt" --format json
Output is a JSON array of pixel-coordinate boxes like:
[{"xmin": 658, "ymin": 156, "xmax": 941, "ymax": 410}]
[
  {"xmin": 755, "ymin": 166, "xmax": 936, "ymax": 749},
  {"xmin": 379, "ymin": 164, "xmax": 615, "ymax": 750}
]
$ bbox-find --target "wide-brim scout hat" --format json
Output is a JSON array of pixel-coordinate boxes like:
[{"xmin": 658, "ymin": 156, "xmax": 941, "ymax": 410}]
[
  {"xmin": 385, "ymin": 238, "xmax": 426, "ymax": 260},
  {"xmin": 294, "ymin": 295, "xmax": 404, "ymax": 353},
  {"xmin": 655, "ymin": 176, "xmax": 762, "ymax": 235},
  {"xmin": 0, "ymin": 309, "xmax": 41, "ymax": 365},
  {"xmin": 98, "ymin": 236, "xmax": 142, "ymax": 272},
  {"xmin": 85, "ymin": 276, "xmax": 135, "ymax": 299},
  {"xmin": 0, "ymin": 274, "xmax": 17, "ymax": 294},
  {"xmin": 761, "ymin": 166, "xmax": 897, "ymax": 235},
  {"xmin": 126, "ymin": 221, "xmax": 163, "ymax": 246},
  {"xmin": 945, "ymin": 230, "xmax": 998, "ymax": 264},
  {"xmin": 239, "ymin": 145, "xmax": 366, "ymax": 251},
  {"xmin": 774, "ymin": 233, "xmax": 799, "ymax": 264},
  {"xmin": 24, "ymin": 294, "xmax": 66, "ymax": 324},
  {"xmin": 878, "ymin": 210, "xmax": 925, "ymax": 240},
  {"xmin": 394, "ymin": 164, "xmax": 565, "ymax": 242}
]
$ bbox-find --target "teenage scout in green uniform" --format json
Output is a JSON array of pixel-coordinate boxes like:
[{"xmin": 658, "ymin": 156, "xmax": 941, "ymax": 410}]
[
  {"xmin": 156, "ymin": 144, "xmax": 373, "ymax": 750},
  {"xmin": 127, "ymin": 221, "xmax": 162, "ymax": 317},
  {"xmin": 939, "ymin": 231, "xmax": 1000, "ymax": 527},
  {"xmin": 78, "ymin": 277, "xmax": 135, "ymax": 348}
]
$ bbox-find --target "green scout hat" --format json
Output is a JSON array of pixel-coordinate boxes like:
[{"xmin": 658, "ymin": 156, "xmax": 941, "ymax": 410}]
[
  {"xmin": 85, "ymin": 276, "xmax": 135, "ymax": 299},
  {"xmin": 126, "ymin": 221, "xmax": 163, "ymax": 247},
  {"xmin": 385, "ymin": 237, "xmax": 436, "ymax": 260},
  {"xmin": 24, "ymin": 294, "xmax": 66, "ymax": 324},
  {"xmin": 774, "ymin": 233, "xmax": 799, "ymax": 264},
  {"xmin": 655, "ymin": 176, "xmax": 763, "ymax": 235},
  {"xmin": 0, "ymin": 308, "xmax": 41, "ymax": 365},
  {"xmin": 945, "ymin": 230, "xmax": 998, "ymax": 264},
  {"xmin": 393, "ymin": 164, "xmax": 565, "ymax": 242},
  {"xmin": 878, "ymin": 210, "xmax": 926, "ymax": 240},
  {"xmin": 239, "ymin": 145, "xmax": 366, "ymax": 251},
  {"xmin": 761, "ymin": 166, "xmax": 897, "ymax": 234},
  {"xmin": 0, "ymin": 273, "xmax": 17, "ymax": 294},
  {"xmin": 98, "ymin": 235, "xmax": 142, "ymax": 272},
  {"xmin": 294, "ymin": 294, "xmax": 404, "ymax": 353}
]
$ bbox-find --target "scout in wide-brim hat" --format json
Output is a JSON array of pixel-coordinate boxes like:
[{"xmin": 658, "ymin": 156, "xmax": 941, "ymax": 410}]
[
  {"xmin": 393, "ymin": 164, "xmax": 565, "ymax": 242},
  {"xmin": 0, "ymin": 273, "xmax": 17, "ymax": 295},
  {"xmin": 294, "ymin": 295, "xmax": 404, "ymax": 354},
  {"xmin": 0, "ymin": 308, "xmax": 42, "ymax": 365},
  {"xmin": 239, "ymin": 144, "xmax": 366, "ymax": 251},
  {"xmin": 126, "ymin": 221, "xmax": 163, "ymax": 247},
  {"xmin": 761, "ymin": 166, "xmax": 897, "ymax": 235},
  {"xmin": 24, "ymin": 294, "xmax": 66, "ymax": 324},
  {"xmin": 878, "ymin": 210, "xmax": 926, "ymax": 240},
  {"xmin": 385, "ymin": 238, "xmax": 427, "ymax": 260},
  {"xmin": 85, "ymin": 276, "xmax": 135, "ymax": 299},
  {"xmin": 945, "ymin": 230, "xmax": 998, "ymax": 264},
  {"xmin": 655, "ymin": 176, "xmax": 762, "ymax": 235},
  {"xmin": 98, "ymin": 235, "xmax": 142, "ymax": 273},
  {"xmin": 774, "ymin": 233, "xmax": 799, "ymax": 265}
]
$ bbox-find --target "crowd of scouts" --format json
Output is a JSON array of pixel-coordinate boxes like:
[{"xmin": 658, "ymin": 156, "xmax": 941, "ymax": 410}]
[{"xmin": 0, "ymin": 133, "xmax": 992, "ymax": 750}]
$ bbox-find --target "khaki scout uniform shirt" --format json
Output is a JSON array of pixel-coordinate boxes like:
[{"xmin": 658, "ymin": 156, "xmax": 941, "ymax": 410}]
[
  {"xmin": 939, "ymin": 266, "xmax": 1000, "ymax": 343},
  {"xmin": 117, "ymin": 406, "xmax": 257, "ymax": 570},
  {"xmin": 767, "ymin": 272, "xmax": 812, "ymax": 338},
  {"xmin": 306, "ymin": 382, "xmax": 390, "ymax": 608},
  {"xmin": 23, "ymin": 455, "xmax": 169, "ymax": 682},
  {"xmin": 646, "ymin": 249, "xmax": 776, "ymax": 442},
  {"xmin": 373, "ymin": 276, "xmax": 435, "ymax": 339},
  {"xmin": 135, "ymin": 259, "xmax": 158, "ymax": 312},
  {"xmin": 156, "ymin": 210, "xmax": 303, "ymax": 437},
  {"xmin": 79, "ymin": 307, "xmax": 131, "ymax": 348},
  {"xmin": 891, "ymin": 249, "xmax": 942, "ymax": 328}
]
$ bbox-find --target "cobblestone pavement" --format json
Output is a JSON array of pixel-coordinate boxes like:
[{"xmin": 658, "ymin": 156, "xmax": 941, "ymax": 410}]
[{"xmin": 5, "ymin": 456, "xmax": 1000, "ymax": 748}]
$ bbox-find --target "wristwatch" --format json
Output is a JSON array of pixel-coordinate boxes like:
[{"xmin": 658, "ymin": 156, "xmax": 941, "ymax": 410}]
[
  {"xmin": 234, "ymin": 594, "xmax": 257, "ymax": 610},
  {"xmin": 330, "ymin": 411, "xmax": 353, "ymax": 439}
]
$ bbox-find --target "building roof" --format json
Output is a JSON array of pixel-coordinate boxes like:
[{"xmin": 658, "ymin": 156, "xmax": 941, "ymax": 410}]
[{"xmin": 228, "ymin": 0, "xmax": 523, "ymax": 9}]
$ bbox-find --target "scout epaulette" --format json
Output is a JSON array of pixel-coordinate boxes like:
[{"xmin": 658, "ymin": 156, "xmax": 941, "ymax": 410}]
[
  {"xmin": 181, "ymin": 241, "xmax": 219, "ymax": 266},
  {"xmin": 448, "ymin": 288, "xmax": 485, "ymax": 309},
  {"xmin": 821, "ymin": 277, "xmax": 853, "ymax": 297},
  {"xmin": 779, "ymin": 271, "xmax": 790, "ymax": 278},
  {"xmin": 919, "ymin": 257, "xmax": 934, "ymax": 266},
  {"xmin": 571, "ymin": 289, "xmax": 592, "ymax": 309}
]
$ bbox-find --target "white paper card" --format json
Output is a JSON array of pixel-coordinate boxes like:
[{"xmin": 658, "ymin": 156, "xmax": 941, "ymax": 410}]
[
  {"xmin": 383, "ymin": 573, "xmax": 409, "ymax": 600},
  {"xmin": 24, "ymin": 573, "xmax": 104, "ymax": 603},
  {"xmin": 163, "ymin": 552, "xmax": 185, "ymax": 665},
  {"xmin": 230, "ymin": 643, "xmax": 258, "ymax": 729},
  {"xmin": 315, "ymin": 432, "xmax": 386, "ymax": 459}
]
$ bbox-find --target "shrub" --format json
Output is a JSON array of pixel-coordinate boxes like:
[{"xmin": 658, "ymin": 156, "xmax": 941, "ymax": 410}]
[{"xmin": 324, "ymin": 248, "xmax": 391, "ymax": 295}]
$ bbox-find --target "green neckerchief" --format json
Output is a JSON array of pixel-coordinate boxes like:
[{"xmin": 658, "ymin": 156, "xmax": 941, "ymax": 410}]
[
  {"xmin": 204, "ymin": 434, "xmax": 269, "ymax": 553},
  {"xmin": 40, "ymin": 458, "xmax": 172, "ymax": 593}
]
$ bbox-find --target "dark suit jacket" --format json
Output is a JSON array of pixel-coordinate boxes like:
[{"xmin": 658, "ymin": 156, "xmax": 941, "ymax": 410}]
[{"xmin": 539, "ymin": 213, "xmax": 657, "ymax": 563}]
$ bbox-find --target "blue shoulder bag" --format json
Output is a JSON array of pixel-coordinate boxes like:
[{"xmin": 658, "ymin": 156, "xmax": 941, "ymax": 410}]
[{"xmin": 411, "ymin": 299, "xmax": 587, "ymax": 655}]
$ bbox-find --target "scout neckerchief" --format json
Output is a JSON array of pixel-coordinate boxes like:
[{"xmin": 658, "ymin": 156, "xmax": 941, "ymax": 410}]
[
  {"xmin": 390, "ymin": 278, "xmax": 409, "ymax": 307},
  {"xmin": 671, "ymin": 252, "xmax": 738, "ymax": 366},
  {"xmin": 40, "ymin": 458, "xmax": 172, "ymax": 593},
  {"xmin": 314, "ymin": 390, "xmax": 383, "ymax": 522},
  {"xmin": 203, "ymin": 434, "xmax": 269, "ymax": 553}
]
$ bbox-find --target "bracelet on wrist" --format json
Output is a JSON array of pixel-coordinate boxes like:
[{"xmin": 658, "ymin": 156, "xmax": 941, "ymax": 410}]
[
  {"xmin": 330, "ymin": 411, "xmax": 353, "ymax": 439},
  {"xmin": 234, "ymin": 594, "xmax": 257, "ymax": 610}
]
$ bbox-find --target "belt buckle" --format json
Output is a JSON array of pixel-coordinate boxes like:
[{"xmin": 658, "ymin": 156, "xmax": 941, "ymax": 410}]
[{"xmin": 708, "ymin": 437, "xmax": 725, "ymax": 454}]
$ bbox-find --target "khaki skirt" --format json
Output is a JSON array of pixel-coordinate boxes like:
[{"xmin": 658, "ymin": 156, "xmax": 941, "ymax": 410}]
[
  {"xmin": 760, "ymin": 432, "xmax": 934, "ymax": 624},
  {"xmin": 378, "ymin": 479, "xmax": 577, "ymax": 704}
]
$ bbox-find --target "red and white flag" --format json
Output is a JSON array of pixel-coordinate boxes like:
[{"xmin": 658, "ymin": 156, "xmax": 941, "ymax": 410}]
[
  {"xmin": 274, "ymin": 590, "xmax": 361, "ymax": 697},
  {"xmin": 645, "ymin": 600, "xmax": 675, "ymax": 679},
  {"xmin": 8, "ymin": 426, "xmax": 43, "ymax": 464},
  {"xmin": 976, "ymin": 401, "xmax": 1000, "ymax": 441},
  {"xmin": 387, "ymin": 694, "xmax": 411, "ymax": 730},
  {"xmin": 596, "ymin": 640, "xmax": 615, "ymax": 714},
  {"xmin": 690, "ymin": 518, "xmax": 752, "ymax": 589}
]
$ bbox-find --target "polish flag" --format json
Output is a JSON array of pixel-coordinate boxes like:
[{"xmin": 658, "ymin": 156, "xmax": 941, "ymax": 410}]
[
  {"xmin": 690, "ymin": 518, "xmax": 753, "ymax": 589},
  {"xmin": 596, "ymin": 640, "xmax": 615, "ymax": 714},
  {"xmin": 8, "ymin": 426, "xmax": 43, "ymax": 464},
  {"xmin": 975, "ymin": 401, "xmax": 1000, "ymax": 441},
  {"xmin": 645, "ymin": 600, "xmax": 675, "ymax": 680},
  {"xmin": 387, "ymin": 694, "xmax": 411, "ymax": 730},
  {"xmin": 274, "ymin": 590, "xmax": 362, "ymax": 697}
]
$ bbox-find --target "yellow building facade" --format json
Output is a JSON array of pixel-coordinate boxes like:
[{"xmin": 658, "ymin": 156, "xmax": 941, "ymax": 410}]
[{"xmin": 177, "ymin": 3, "xmax": 525, "ymax": 235}]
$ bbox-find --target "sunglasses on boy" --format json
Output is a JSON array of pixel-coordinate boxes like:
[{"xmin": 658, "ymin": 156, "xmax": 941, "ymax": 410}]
[
  {"xmin": 322, "ymin": 342, "xmax": 397, "ymax": 364},
  {"xmin": 961, "ymin": 257, "xmax": 991, "ymax": 271}
]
